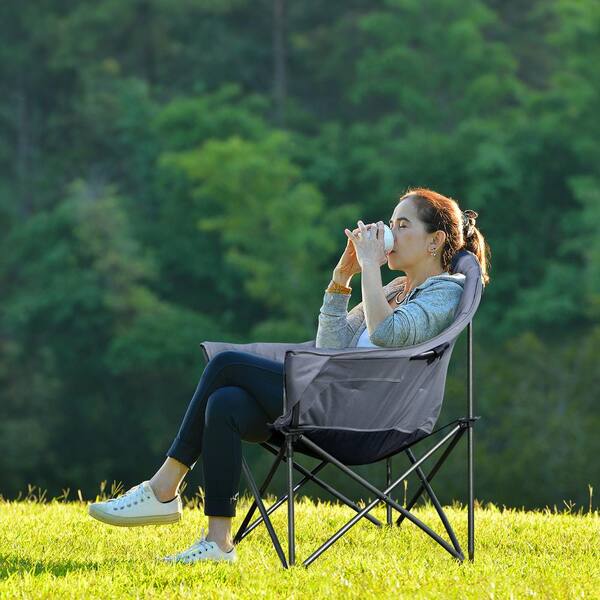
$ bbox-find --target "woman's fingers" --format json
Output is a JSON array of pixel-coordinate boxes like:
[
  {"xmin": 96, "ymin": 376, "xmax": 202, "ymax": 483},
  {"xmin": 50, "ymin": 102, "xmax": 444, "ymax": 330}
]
[
  {"xmin": 345, "ymin": 222, "xmax": 376, "ymax": 240},
  {"xmin": 357, "ymin": 220, "xmax": 368, "ymax": 235}
]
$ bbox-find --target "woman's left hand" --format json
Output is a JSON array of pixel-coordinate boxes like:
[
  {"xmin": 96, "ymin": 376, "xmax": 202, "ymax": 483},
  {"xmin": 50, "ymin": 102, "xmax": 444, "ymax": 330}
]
[{"xmin": 344, "ymin": 220, "xmax": 388, "ymax": 269}]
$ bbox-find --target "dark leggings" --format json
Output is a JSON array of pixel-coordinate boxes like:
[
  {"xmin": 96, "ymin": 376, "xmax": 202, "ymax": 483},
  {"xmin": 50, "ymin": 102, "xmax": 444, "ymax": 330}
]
[{"xmin": 167, "ymin": 350, "xmax": 285, "ymax": 517}]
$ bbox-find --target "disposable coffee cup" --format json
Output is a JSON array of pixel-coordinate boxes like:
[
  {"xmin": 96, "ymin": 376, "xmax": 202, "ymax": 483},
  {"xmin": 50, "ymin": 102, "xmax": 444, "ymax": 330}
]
[
  {"xmin": 383, "ymin": 224, "xmax": 394, "ymax": 253},
  {"xmin": 354, "ymin": 223, "xmax": 395, "ymax": 253}
]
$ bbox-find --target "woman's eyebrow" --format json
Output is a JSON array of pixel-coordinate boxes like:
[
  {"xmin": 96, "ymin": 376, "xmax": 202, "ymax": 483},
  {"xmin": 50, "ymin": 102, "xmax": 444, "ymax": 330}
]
[{"xmin": 390, "ymin": 217, "xmax": 411, "ymax": 223}]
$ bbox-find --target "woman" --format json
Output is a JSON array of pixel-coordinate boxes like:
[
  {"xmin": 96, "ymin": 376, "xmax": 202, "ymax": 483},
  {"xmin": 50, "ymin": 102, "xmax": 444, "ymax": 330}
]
[{"xmin": 87, "ymin": 187, "xmax": 491, "ymax": 564}]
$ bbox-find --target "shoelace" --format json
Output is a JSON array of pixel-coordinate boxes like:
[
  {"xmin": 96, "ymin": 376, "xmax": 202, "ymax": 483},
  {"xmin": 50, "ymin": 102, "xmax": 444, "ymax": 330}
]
[
  {"xmin": 107, "ymin": 483, "xmax": 145, "ymax": 508},
  {"xmin": 169, "ymin": 528, "xmax": 215, "ymax": 561},
  {"xmin": 188, "ymin": 528, "xmax": 214, "ymax": 554}
]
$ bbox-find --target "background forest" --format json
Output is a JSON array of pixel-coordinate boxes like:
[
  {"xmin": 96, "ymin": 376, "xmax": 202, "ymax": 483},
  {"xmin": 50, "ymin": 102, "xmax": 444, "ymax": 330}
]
[{"xmin": 0, "ymin": 0, "xmax": 598, "ymax": 510}]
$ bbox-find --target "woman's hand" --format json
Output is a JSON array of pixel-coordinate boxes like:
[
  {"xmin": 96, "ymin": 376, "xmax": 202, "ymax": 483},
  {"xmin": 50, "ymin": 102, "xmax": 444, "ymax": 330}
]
[
  {"xmin": 334, "ymin": 225, "xmax": 363, "ymax": 280},
  {"xmin": 344, "ymin": 220, "xmax": 388, "ymax": 270}
]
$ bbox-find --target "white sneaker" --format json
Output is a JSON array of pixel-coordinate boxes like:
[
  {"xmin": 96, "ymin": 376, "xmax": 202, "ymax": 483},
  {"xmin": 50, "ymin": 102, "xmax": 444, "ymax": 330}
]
[
  {"xmin": 161, "ymin": 528, "xmax": 237, "ymax": 564},
  {"xmin": 88, "ymin": 480, "xmax": 182, "ymax": 526}
]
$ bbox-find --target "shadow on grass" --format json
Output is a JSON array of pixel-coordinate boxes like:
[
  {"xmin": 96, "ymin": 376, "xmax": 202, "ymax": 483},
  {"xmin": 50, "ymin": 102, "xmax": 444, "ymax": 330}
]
[{"xmin": 0, "ymin": 555, "xmax": 108, "ymax": 579}]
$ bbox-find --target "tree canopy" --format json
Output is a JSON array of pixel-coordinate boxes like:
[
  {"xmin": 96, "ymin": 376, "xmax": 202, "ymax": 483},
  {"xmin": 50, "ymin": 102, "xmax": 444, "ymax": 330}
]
[{"xmin": 1, "ymin": 0, "xmax": 598, "ymax": 509}]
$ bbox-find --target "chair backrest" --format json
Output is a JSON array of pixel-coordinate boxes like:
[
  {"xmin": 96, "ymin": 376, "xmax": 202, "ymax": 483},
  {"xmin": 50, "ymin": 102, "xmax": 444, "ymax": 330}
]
[
  {"xmin": 403, "ymin": 248, "xmax": 483, "ymax": 433},
  {"xmin": 276, "ymin": 250, "xmax": 484, "ymax": 441},
  {"xmin": 434, "ymin": 248, "xmax": 485, "ymax": 347}
]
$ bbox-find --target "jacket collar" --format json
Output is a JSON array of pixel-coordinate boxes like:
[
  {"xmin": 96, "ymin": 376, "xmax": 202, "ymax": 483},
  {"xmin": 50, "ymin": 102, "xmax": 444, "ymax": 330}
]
[{"xmin": 385, "ymin": 272, "xmax": 466, "ymax": 299}]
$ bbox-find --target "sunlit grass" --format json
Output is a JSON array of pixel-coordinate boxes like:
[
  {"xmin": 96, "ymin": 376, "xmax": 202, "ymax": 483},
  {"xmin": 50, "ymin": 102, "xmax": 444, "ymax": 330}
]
[{"xmin": 0, "ymin": 492, "xmax": 598, "ymax": 599}]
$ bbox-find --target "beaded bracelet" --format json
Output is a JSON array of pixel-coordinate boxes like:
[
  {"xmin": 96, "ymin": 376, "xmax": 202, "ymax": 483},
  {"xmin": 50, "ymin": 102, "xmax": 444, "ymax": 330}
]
[{"xmin": 325, "ymin": 280, "xmax": 352, "ymax": 294}]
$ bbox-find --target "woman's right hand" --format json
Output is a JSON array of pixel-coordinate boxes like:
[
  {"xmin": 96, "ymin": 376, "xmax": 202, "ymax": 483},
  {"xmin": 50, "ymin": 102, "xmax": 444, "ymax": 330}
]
[{"xmin": 333, "ymin": 225, "xmax": 366, "ymax": 280}]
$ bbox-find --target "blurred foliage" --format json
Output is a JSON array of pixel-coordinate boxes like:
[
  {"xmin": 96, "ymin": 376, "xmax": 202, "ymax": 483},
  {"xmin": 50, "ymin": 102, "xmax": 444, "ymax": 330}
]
[{"xmin": 0, "ymin": 0, "xmax": 598, "ymax": 509}]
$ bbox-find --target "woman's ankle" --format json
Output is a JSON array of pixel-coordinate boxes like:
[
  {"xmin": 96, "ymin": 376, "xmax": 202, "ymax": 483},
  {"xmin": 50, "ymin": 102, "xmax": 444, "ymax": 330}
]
[
  {"xmin": 149, "ymin": 458, "xmax": 189, "ymax": 502},
  {"xmin": 206, "ymin": 516, "xmax": 234, "ymax": 552},
  {"xmin": 206, "ymin": 533, "xmax": 234, "ymax": 553},
  {"xmin": 148, "ymin": 478, "xmax": 179, "ymax": 502}
]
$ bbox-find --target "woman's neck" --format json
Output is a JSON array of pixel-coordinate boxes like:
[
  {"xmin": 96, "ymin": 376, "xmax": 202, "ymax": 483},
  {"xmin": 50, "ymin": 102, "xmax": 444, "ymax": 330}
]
[{"xmin": 402, "ymin": 263, "xmax": 446, "ymax": 295}]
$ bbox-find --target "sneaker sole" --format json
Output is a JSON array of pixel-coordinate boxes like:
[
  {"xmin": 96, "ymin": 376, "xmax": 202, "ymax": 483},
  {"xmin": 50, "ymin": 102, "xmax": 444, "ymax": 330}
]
[{"xmin": 88, "ymin": 505, "xmax": 182, "ymax": 527}]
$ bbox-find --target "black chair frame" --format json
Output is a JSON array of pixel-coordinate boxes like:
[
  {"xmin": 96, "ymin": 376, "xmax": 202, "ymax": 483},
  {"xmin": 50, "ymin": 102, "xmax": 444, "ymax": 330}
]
[{"xmin": 233, "ymin": 321, "xmax": 479, "ymax": 569}]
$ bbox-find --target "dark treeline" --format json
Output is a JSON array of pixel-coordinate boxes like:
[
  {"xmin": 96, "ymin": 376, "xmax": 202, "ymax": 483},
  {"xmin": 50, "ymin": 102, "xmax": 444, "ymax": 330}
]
[{"xmin": 0, "ymin": 0, "xmax": 598, "ymax": 509}]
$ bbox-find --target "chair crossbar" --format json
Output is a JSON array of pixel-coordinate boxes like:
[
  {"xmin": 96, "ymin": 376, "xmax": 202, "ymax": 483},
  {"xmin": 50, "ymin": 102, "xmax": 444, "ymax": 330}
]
[
  {"xmin": 233, "ymin": 444, "xmax": 287, "ymax": 544},
  {"xmin": 241, "ymin": 455, "xmax": 288, "ymax": 568},
  {"xmin": 235, "ymin": 443, "xmax": 383, "ymax": 544},
  {"xmin": 396, "ymin": 429, "xmax": 464, "ymax": 525},
  {"xmin": 239, "ymin": 423, "xmax": 466, "ymax": 568},
  {"xmin": 404, "ymin": 447, "xmax": 463, "ymax": 557},
  {"xmin": 236, "ymin": 457, "xmax": 330, "ymax": 543},
  {"xmin": 260, "ymin": 443, "xmax": 381, "ymax": 527},
  {"xmin": 299, "ymin": 427, "xmax": 464, "ymax": 566}
]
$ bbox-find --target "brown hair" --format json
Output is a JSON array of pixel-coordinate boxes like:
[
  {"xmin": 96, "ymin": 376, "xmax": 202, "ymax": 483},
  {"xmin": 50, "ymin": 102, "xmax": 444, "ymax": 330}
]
[{"xmin": 399, "ymin": 187, "xmax": 491, "ymax": 286}]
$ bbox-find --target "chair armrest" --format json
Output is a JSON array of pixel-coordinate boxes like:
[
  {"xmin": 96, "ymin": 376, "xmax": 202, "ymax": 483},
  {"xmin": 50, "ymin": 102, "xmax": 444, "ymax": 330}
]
[
  {"xmin": 283, "ymin": 340, "xmax": 451, "ymax": 361},
  {"xmin": 199, "ymin": 339, "xmax": 316, "ymax": 364}
]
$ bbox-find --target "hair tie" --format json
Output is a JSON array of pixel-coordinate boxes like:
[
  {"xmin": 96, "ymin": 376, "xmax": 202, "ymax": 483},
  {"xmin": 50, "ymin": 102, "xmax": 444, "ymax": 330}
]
[{"xmin": 462, "ymin": 209, "xmax": 478, "ymax": 238}]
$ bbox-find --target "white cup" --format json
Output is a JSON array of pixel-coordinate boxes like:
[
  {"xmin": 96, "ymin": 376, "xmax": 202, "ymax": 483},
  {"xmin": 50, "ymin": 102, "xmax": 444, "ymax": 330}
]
[
  {"xmin": 357, "ymin": 222, "xmax": 395, "ymax": 253},
  {"xmin": 383, "ymin": 224, "xmax": 394, "ymax": 253}
]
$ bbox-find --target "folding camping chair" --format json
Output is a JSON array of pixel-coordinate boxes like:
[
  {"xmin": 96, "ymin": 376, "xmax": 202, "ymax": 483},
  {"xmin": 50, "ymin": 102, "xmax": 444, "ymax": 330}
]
[{"xmin": 199, "ymin": 249, "xmax": 483, "ymax": 568}]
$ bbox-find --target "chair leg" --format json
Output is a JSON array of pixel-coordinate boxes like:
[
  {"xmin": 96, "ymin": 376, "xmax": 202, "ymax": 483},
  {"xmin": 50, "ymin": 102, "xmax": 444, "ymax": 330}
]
[
  {"xmin": 234, "ymin": 444, "xmax": 285, "ymax": 544},
  {"xmin": 241, "ymin": 456, "xmax": 288, "ymax": 568},
  {"xmin": 396, "ymin": 428, "xmax": 464, "ymax": 526},
  {"xmin": 286, "ymin": 434, "xmax": 295, "ymax": 566},
  {"xmin": 405, "ymin": 447, "xmax": 464, "ymax": 559},
  {"xmin": 386, "ymin": 457, "xmax": 392, "ymax": 526},
  {"xmin": 467, "ymin": 319, "xmax": 476, "ymax": 562},
  {"xmin": 468, "ymin": 418, "xmax": 475, "ymax": 561},
  {"xmin": 237, "ymin": 460, "xmax": 328, "ymax": 542}
]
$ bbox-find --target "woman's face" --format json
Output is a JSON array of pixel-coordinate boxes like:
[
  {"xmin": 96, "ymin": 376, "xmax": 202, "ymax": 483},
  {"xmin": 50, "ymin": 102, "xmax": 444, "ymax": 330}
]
[{"xmin": 387, "ymin": 197, "xmax": 438, "ymax": 270}]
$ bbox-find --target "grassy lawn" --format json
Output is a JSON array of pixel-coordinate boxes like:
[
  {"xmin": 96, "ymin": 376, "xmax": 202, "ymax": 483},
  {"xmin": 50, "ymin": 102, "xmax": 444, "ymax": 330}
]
[{"xmin": 0, "ymin": 497, "xmax": 598, "ymax": 599}]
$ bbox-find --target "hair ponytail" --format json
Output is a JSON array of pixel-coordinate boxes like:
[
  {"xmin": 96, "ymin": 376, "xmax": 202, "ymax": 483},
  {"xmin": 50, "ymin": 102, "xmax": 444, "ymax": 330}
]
[{"xmin": 462, "ymin": 222, "xmax": 490, "ymax": 286}]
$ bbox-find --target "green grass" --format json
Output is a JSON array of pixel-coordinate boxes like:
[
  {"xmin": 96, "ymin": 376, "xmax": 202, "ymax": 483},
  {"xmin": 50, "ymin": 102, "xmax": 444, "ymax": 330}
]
[{"xmin": 0, "ymin": 496, "xmax": 598, "ymax": 599}]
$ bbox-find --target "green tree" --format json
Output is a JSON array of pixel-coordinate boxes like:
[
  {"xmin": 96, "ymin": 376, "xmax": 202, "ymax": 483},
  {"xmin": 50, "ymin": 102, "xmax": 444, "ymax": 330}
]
[
  {"xmin": 0, "ymin": 180, "xmax": 222, "ymax": 495},
  {"xmin": 164, "ymin": 129, "xmax": 357, "ymax": 340}
]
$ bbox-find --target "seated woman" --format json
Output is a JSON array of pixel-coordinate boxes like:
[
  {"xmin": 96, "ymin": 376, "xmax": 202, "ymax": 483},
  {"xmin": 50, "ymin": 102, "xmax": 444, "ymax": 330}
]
[{"xmin": 87, "ymin": 187, "xmax": 490, "ymax": 564}]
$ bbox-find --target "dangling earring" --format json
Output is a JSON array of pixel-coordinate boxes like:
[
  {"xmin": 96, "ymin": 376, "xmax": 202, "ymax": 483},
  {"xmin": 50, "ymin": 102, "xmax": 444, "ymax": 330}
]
[{"xmin": 430, "ymin": 248, "xmax": 437, "ymax": 257}]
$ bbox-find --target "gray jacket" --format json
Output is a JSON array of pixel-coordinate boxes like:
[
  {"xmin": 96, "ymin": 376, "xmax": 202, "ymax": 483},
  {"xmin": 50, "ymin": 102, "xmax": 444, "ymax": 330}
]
[{"xmin": 315, "ymin": 272, "xmax": 466, "ymax": 349}]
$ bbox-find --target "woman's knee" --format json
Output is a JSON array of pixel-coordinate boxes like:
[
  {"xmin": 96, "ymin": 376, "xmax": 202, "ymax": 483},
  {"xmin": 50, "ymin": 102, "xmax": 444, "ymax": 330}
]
[
  {"xmin": 199, "ymin": 351, "xmax": 241, "ymax": 388},
  {"xmin": 207, "ymin": 351, "xmax": 244, "ymax": 373},
  {"xmin": 204, "ymin": 387, "xmax": 270, "ymax": 442},
  {"xmin": 205, "ymin": 386, "xmax": 246, "ymax": 426}
]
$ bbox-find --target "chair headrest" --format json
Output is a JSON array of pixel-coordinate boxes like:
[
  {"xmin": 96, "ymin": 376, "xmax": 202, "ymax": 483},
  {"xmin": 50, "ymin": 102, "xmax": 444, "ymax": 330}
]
[{"xmin": 450, "ymin": 249, "xmax": 482, "ymax": 283}]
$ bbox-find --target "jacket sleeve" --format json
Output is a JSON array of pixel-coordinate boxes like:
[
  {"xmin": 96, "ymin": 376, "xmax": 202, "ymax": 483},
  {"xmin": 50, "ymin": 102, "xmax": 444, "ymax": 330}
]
[
  {"xmin": 315, "ymin": 278, "xmax": 405, "ymax": 349},
  {"xmin": 368, "ymin": 281, "xmax": 463, "ymax": 348},
  {"xmin": 315, "ymin": 291, "xmax": 366, "ymax": 349}
]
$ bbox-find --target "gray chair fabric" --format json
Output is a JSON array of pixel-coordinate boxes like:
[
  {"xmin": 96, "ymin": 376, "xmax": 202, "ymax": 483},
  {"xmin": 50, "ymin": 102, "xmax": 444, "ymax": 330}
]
[{"xmin": 200, "ymin": 250, "xmax": 483, "ymax": 465}]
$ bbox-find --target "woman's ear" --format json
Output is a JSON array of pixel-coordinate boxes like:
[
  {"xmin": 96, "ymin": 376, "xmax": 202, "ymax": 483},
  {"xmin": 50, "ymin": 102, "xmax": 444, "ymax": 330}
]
[{"xmin": 433, "ymin": 230, "xmax": 446, "ymax": 248}]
